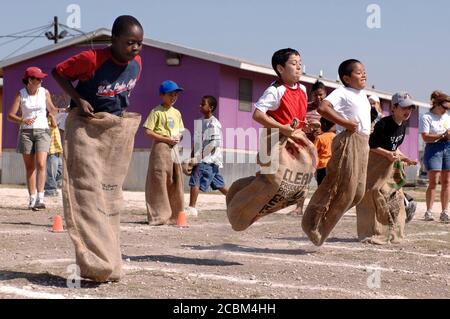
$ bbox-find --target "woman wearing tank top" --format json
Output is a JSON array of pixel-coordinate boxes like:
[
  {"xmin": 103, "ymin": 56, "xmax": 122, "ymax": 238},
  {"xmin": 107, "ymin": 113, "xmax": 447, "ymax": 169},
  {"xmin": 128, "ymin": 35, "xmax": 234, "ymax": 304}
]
[{"xmin": 7, "ymin": 67, "xmax": 58, "ymax": 210}]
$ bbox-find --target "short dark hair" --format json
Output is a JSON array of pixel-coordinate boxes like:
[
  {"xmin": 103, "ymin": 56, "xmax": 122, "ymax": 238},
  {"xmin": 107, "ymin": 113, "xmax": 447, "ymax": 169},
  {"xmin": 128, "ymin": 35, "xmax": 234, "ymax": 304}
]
[
  {"xmin": 320, "ymin": 117, "xmax": 335, "ymax": 133},
  {"xmin": 203, "ymin": 95, "xmax": 217, "ymax": 112},
  {"xmin": 311, "ymin": 80, "xmax": 326, "ymax": 93},
  {"xmin": 112, "ymin": 15, "xmax": 143, "ymax": 37},
  {"xmin": 271, "ymin": 48, "xmax": 300, "ymax": 77},
  {"xmin": 338, "ymin": 59, "xmax": 361, "ymax": 87}
]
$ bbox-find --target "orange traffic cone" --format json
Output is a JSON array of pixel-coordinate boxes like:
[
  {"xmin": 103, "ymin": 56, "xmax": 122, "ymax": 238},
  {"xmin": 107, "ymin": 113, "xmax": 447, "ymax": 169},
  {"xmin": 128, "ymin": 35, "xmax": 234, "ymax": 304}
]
[
  {"xmin": 52, "ymin": 215, "xmax": 64, "ymax": 233},
  {"xmin": 176, "ymin": 211, "xmax": 188, "ymax": 228}
]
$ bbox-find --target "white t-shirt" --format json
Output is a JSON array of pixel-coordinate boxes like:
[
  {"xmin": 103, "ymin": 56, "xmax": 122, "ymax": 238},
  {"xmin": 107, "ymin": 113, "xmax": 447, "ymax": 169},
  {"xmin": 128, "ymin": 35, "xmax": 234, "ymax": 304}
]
[
  {"xmin": 19, "ymin": 87, "xmax": 49, "ymax": 129},
  {"xmin": 324, "ymin": 86, "xmax": 371, "ymax": 136},
  {"xmin": 419, "ymin": 112, "xmax": 450, "ymax": 138},
  {"xmin": 193, "ymin": 116, "xmax": 223, "ymax": 168},
  {"xmin": 254, "ymin": 82, "xmax": 307, "ymax": 113}
]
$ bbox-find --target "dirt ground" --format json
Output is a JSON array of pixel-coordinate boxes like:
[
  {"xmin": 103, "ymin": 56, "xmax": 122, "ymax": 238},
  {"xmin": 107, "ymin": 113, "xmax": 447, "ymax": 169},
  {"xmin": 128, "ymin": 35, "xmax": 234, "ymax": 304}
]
[{"xmin": 0, "ymin": 185, "xmax": 449, "ymax": 299}]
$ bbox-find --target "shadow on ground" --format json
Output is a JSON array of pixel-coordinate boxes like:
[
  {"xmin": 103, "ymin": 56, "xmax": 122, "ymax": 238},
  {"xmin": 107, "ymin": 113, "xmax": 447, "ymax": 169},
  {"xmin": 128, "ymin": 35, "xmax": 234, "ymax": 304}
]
[
  {"xmin": 122, "ymin": 254, "xmax": 242, "ymax": 266},
  {"xmin": 183, "ymin": 243, "xmax": 314, "ymax": 255},
  {"xmin": 0, "ymin": 270, "xmax": 100, "ymax": 289}
]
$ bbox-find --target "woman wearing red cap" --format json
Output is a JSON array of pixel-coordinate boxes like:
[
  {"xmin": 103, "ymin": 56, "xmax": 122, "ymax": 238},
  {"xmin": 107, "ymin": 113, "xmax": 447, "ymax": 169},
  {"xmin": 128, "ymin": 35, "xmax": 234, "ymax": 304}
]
[{"xmin": 7, "ymin": 66, "xmax": 58, "ymax": 210}]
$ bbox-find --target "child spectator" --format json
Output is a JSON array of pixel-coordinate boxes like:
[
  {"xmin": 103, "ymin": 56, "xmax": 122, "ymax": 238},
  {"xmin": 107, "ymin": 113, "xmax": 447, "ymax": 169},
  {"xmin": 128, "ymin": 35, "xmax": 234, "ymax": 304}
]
[
  {"xmin": 44, "ymin": 112, "xmax": 63, "ymax": 196},
  {"xmin": 314, "ymin": 117, "xmax": 336, "ymax": 186},
  {"xmin": 186, "ymin": 95, "xmax": 228, "ymax": 217}
]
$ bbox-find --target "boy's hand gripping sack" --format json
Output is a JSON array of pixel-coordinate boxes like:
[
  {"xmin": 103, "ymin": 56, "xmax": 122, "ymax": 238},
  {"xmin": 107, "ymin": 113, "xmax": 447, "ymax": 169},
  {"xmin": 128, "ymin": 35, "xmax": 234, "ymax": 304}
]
[{"xmin": 226, "ymin": 126, "xmax": 317, "ymax": 231}]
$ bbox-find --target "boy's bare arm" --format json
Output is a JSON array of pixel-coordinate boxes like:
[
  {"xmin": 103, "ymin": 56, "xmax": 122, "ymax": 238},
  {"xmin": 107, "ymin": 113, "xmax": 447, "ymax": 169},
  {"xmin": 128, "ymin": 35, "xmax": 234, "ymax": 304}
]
[
  {"xmin": 51, "ymin": 68, "xmax": 94, "ymax": 116},
  {"xmin": 252, "ymin": 109, "xmax": 294, "ymax": 137},
  {"xmin": 318, "ymin": 100, "xmax": 358, "ymax": 132},
  {"xmin": 144, "ymin": 128, "xmax": 178, "ymax": 146}
]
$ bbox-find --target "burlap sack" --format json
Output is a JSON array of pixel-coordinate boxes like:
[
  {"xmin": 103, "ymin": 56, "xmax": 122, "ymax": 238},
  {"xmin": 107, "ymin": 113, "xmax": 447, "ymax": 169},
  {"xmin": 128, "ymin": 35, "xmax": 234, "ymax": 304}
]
[
  {"xmin": 302, "ymin": 131, "xmax": 369, "ymax": 246},
  {"xmin": 226, "ymin": 129, "xmax": 317, "ymax": 231},
  {"xmin": 356, "ymin": 152, "xmax": 406, "ymax": 245},
  {"xmin": 62, "ymin": 108, "xmax": 141, "ymax": 282},
  {"xmin": 145, "ymin": 142, "xmax": 184, "ymax": 225}
]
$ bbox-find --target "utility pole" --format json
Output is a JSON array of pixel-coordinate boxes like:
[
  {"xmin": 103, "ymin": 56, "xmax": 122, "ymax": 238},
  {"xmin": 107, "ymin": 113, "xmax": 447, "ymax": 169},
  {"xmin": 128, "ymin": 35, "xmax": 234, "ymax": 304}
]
[
  {"xmin": 53, "ymin": 16, "xmax": 59, "ymax": 44},
  {"xmin": 45, "ymin": 16, "xmax": 68, "ymax": 44}
]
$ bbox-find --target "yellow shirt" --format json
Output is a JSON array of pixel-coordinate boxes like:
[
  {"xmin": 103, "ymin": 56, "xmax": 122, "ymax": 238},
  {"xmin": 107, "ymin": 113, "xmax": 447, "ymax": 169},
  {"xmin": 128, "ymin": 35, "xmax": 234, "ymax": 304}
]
[{"xmin": 143, "ymin": 105, "xmax": 184, "ymax": 137}]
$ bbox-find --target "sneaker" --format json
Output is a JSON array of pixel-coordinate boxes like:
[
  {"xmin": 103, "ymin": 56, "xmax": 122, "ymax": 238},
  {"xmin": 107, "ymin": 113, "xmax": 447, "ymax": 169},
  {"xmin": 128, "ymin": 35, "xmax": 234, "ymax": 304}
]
[
  {"xmin": 439, "ymin": 211, "xmax": 450, "ymax": 224},
  {"xmin": 405, "ymin": 201, "xmax": 417, "ymax": 223},
  {"xmin": 33, "ymin": 198, "xmax": 46, "ymax": 210},
  {"xmin": 424, "ymin": 211, "xmax": 434, "ymax": 221},
  {"xmin": 185, "ymin": 206, "xmax": 198, "ymax": 217},
  {"xmin": 28, "ymin": 197, "xmax": 36, "ymax": 210}
]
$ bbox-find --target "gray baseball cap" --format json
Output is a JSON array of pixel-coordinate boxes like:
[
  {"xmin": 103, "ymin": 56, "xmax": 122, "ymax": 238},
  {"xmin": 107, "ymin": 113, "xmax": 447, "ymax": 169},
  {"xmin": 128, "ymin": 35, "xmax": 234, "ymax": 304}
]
[{"xmin": 392, "ymin": 91, "xmax": 416, "ymax": 108}]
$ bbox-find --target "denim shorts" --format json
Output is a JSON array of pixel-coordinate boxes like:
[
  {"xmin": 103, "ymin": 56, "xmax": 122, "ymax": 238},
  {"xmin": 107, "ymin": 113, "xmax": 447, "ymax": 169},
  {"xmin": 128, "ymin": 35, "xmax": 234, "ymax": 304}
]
[
  {"xmin": 423, "ymin": 141, "xmax": 450, "ymax": 171},
  {"xmin": 17, "ymin": 129, "xmax": 51, "ymax": 154},
  {"xmin": 189, "ymin": 162, "xmax": 225, "ymax": 192}
]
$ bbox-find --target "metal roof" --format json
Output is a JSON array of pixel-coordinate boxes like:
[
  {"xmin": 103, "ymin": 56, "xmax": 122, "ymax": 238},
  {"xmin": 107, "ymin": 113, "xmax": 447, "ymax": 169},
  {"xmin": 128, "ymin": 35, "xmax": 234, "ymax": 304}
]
[{"xmin": 0, "ymin": 28, "xmax": 429, "ymax": 107}]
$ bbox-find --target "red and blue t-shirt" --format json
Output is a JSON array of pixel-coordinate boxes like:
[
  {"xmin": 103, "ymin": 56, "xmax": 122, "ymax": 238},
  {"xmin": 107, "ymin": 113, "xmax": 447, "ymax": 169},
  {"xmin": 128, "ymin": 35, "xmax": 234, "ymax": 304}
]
[
  {"xmin": 55, "ymin": 47, "xmax": 142, "ymax": 115},
  {"xmin": 254, "ymin": 81, "xmax": 307, "ymax": 128}
]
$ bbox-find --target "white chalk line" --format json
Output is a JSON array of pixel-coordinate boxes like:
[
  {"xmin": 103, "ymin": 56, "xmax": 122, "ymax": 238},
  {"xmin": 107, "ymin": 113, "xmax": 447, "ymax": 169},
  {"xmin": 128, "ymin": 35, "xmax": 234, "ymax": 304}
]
[
  {"xmin": 0, "ymin": 285, "xmax": 67, "ymax": 299},
  {"xmin": 187, "ymin": 249, "xmax": 450, "ymax": 281},
  {"xmin": 0, "ymin": 284, "xmax": 98, "ymax": 299},
  {"xmin": 15, "ymin": 257, "xmax": 407, "ymax": 298},
  {"xmin": 122, "ymin": 264, "xmax": 406, "ymax": 299}
]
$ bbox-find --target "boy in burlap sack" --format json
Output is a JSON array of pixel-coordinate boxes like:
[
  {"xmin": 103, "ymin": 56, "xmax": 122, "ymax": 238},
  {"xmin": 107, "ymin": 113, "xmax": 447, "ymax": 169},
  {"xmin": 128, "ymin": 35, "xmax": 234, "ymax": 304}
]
[
  {"xmin": 143, "ymin": 80, "xmax": 185, "ymax": 226},
  {"xmin": 226, "ymin": 48, "xmax": 317, "ymax": 231},
  {"xmin": 356, "ymin": 92, "xmax": 418, "ymax": 244},
  {"xmin": 302, "ymin": 59, "xmax": 371, "ymax": 246},
  {"xmin": 52, "ymin": 16, "xmax": 144, "ymax": 282}
]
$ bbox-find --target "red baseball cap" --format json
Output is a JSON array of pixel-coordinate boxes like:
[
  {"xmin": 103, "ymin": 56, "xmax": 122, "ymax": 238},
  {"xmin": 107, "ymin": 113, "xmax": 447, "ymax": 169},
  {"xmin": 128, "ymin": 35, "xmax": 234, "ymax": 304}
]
[{"xmin": 24, "ymin": 67, "xmax": 48, "ymax": 79}]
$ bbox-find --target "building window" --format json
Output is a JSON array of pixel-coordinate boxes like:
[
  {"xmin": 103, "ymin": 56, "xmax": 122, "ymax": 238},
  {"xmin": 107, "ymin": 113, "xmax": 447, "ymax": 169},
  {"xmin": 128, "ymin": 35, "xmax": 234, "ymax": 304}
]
[{"xmin": 239, "ymin": 78, "xmax": 253, "ymax": 112}]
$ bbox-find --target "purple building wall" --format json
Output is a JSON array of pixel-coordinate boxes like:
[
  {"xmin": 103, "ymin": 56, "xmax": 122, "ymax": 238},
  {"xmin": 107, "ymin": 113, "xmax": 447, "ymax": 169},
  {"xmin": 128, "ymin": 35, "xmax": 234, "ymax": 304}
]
[
  {"xmin": 1, "ymin": 42, "xmax": 419, "ymax": 162},
  {"xmin": 2, "ymin": 44, "xmax": 222, "ymax": 150}
]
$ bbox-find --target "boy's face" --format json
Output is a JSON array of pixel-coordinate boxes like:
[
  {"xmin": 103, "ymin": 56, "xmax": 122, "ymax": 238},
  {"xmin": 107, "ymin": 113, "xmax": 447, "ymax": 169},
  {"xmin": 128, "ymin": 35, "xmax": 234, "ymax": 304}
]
[
  {"xmin": 277, "ymin": 54, "xmax": 302, "ymax": 85},
  {"xmin": 161, "ymin": 91, "xmax": 179, "ymax": 106},
  {"xmin": 343, "ymin": 63, "xmax": 366, "ymax": 90},
  {"xmin": 199, "ymin": 99, "xmax": 213, "ymax": 115},
  {"xmin": 111, "ymin": 25, "xmax": 143, "ymax": 63},
  {"xmin": 312, "ymin": 88, "xmax": 327, "ymax": 104},
  {"xmin": 392, "ymin": 105, "xmax": 414, "ymax": 122}
]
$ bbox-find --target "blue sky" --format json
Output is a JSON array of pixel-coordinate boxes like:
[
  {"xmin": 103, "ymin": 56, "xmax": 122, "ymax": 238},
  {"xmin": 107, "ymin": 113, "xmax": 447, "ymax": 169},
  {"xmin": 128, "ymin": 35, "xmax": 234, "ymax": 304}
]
[{"xmin": 1, "ymin": 0, "xmax": 449, "ymax": 102}]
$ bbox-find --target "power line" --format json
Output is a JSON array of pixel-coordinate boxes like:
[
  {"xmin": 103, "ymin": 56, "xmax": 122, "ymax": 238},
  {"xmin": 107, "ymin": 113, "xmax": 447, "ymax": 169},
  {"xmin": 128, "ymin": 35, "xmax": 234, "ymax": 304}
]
[
  {"xmin": 1, "ymin": 24, "xmax": 52, "ymax": 37},
  {"xmin": 0, "ymin": 25, "xmax": 51, "ymax": 48},
  {"xmin": 2, "ymin": 26, "xmax": 53, "ymax": 60}
]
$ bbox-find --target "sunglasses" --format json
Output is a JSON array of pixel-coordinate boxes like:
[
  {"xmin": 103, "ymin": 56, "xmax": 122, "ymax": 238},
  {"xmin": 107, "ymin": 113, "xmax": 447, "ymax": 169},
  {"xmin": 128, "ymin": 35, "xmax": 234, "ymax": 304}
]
[
  {"xmin": 441, "ymin": 103, "xmax": 450, "ymax": 110},
  {"xmin": 30, "ymin": 76, "xmax": 43, "ymax": 81}
]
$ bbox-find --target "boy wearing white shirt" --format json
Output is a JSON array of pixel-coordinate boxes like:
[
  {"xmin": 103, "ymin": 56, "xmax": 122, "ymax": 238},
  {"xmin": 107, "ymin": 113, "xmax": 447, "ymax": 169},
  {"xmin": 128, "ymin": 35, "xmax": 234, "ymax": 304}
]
[
  {"xmin": 186, "ymin": 96, "xmax": 228, "ymax": 217},
  {"xmin": 302, "ymin": 59, "xmax": 371, "ymax": 246}
]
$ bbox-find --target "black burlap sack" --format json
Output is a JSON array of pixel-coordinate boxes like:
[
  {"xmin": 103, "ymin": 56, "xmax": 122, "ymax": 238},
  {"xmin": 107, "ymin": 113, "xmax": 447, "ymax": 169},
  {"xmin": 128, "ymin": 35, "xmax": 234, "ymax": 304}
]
[{"xmin": 226, "ymin": 128, "xmax": 317, "ymax": 231}]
